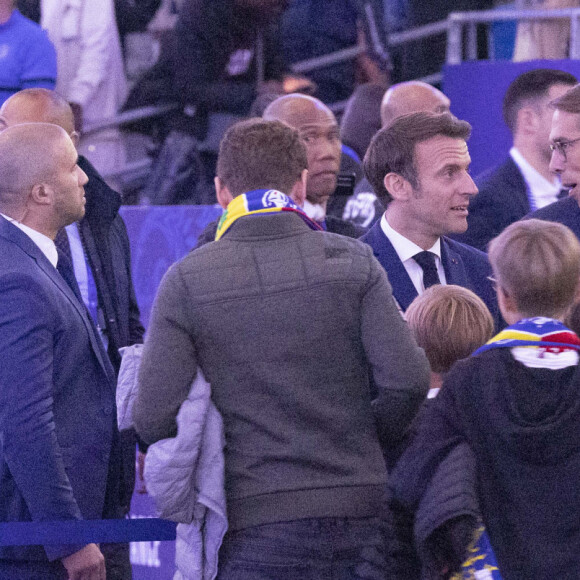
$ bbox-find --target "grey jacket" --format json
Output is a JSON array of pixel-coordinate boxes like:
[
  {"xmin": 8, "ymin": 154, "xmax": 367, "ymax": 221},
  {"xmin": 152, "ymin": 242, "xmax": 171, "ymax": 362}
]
[
  {"xmin": 135, "ymin": 211, "xmax": 429, "ymax": 531},
  {"xmin": 117, "ymin": 345, "xmax": 227, "ymax": 580}
]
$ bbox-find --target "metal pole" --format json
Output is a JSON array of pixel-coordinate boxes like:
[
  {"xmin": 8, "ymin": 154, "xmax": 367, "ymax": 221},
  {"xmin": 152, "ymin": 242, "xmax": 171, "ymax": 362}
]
[
  {"xmin": 447, "ymin": 15, "xmax": 463, "ymax": 65},
  {"xmin": 467, "ymin": 22, "xmax": 478, "ymax": 60},
  {"xmin": 571, "ymin": 13, "xmax": 580, "ymax": 59}
]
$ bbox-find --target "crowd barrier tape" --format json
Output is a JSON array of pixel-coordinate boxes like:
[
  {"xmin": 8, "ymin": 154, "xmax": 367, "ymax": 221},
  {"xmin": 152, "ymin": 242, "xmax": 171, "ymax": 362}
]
[{"xmin": 0, "ymin": 518, "xmax": 176, "ymax": 547}]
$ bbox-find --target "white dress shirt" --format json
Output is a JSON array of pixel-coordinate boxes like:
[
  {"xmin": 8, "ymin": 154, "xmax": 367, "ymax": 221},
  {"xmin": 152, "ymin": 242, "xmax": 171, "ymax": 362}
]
[
  {"xmin": 510, "ymin": 147, "xmax": 560, "ymax": 210},
  {"xmin": 1, "ymin": 213, "xmax": 57, "ymax": 267},
  {"xmin": 380, "ymin": 214, "xmax": 447, "ymax": 294}
]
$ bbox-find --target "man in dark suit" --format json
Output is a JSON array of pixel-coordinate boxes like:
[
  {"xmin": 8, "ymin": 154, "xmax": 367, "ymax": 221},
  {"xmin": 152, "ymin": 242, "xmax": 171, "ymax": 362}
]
[
  {"xmin": 0, "ymin": 88, "xmax": 145, "ymax": 579},
  {"xmin": 527, "ymin": 83, "xmax": 580, "ymax": 239},
  {"xmin": 454, "ymin": 68, "xmax": 576, "ymax": 251},
  {"xmin": 0, "ymin": 123, "xmax": 116, "ymax": 579},
  {"xmin": 361, "ymin": 111, "xmax": 499, "ymax": 324}
]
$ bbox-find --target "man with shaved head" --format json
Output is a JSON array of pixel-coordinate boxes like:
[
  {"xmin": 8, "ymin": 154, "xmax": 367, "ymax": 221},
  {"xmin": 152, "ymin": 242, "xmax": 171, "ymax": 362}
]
[
  {"xmin": 0, "ymin": 123, "xmax": 117, "ymax": 579},
  {"xmin": 0, "ymin": 88, "xmax": 144, "ymax": 579},
  {"xmin": 380, "ymin": 80, "xmax": 450, "ymax": 128},
  {"xmin": 263, "ymin": 93, "xmax": 364, "ymax": 237}
]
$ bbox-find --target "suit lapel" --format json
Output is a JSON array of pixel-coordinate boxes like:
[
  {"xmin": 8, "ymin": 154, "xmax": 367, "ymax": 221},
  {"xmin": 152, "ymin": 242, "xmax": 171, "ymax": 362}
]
[
  {"xmin": 0, "ymin": 218, "xmax": 115, "ymax": 384},
  {"xmin": 441, "ymin": 237, "xmax": 469, "ymax": 287},
  {"xmin": 362, "ymin": 222, "xmax": 418, "ymax": 312}
]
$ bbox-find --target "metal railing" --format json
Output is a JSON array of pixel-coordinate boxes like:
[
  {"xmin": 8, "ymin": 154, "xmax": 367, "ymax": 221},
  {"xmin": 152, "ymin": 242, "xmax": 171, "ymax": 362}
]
[
  {"xmin": 96, "ymin": 6, "xmax": 580, "ymax": 183},
  {"xmin": 446, "ymin": 7, "xmax": 580, "ymax": 64}
]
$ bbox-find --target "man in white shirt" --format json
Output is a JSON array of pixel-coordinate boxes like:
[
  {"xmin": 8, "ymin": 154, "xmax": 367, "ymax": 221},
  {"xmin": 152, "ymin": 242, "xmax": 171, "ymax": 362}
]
[
  {"xmin": 360, "ymin": 110, "xmax": 500, "ymax": 326},
  {"xmin": 454, "ymin": 68, "xmax": 577, "ymax": 251},
  {"xmin": 0, "ymin": 123, "xmax": 117, "ymax": 580}
]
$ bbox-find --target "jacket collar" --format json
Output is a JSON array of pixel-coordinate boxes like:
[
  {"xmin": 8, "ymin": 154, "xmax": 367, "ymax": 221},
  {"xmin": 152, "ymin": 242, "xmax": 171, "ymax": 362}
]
[{"xmin": 361, "ymin": 220, "xmax": 469, "ymax": 312}]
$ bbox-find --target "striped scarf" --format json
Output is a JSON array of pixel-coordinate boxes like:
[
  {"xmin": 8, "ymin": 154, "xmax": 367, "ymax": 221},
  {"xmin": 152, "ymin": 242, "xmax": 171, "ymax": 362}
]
[{"xmin": 215, "ymin": 189, "xmax": 323, "ymax": 241}]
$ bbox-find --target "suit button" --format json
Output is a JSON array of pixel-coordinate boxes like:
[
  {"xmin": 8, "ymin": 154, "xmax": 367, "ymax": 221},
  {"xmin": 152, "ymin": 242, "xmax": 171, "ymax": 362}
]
[{"xmin": 102, "ymin": 406, "xmax": 113, "ymax": 416}]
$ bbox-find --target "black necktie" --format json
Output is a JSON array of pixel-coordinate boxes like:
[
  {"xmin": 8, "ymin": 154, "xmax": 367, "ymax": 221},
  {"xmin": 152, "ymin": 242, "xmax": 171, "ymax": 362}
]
[
  {"xmin": 56, "ymin": 248, "xmax": 83, "ymax": 302},
  {"xmin": 557, "ymin": 188, "xmax": 569, "ymax": 200},
  {"xmin": 54, "ymin": 227, "xmax": 73, "ymax": 263},
  {"xmin": 413, "ymin": 251, "xmax": 441, "ymax": 290}
]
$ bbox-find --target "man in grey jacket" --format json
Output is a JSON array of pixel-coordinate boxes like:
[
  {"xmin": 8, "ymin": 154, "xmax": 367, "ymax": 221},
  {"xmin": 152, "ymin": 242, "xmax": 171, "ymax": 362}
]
[{"xmin": 134, "ymin": 118, "xmax": 429, "ymax": 579}]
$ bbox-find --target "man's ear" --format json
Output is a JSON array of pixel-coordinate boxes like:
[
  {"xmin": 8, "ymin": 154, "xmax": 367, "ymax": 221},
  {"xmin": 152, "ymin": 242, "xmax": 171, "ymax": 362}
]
[
  {"xmin": 384, "ymin": 172, "xmax": 412, "ymax": 202},
  {"xmin": 30, "ymin": 183, "xmax": 52, "ymax": 206},
  {"xmin": 516, "ymin": 106, "xmax": 538, "ymax": 135},
  {"xmin": 289, "ymin": 168, "xmax": 308, "ymax": 207},
  {"xmin": 215, "ymin": 176, "xmax": 233, "ymax": 209}
]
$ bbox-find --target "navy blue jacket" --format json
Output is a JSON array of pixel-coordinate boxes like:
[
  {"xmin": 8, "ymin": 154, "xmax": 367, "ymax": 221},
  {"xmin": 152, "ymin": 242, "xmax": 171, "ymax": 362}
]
[
  {"xmin": 0, "ymin": 217, "xmax": 117, "ymax": 565},
  {"xmin": 360, "ymin": 220, "xmax": 500, "ymax": 326},
  {"xmin": 525, "ymin": 195, "xmax": 580, "ymax": 239},
  {"xmin": 453, "ymin": 156, "xmax": 529, "ymax": 251}
]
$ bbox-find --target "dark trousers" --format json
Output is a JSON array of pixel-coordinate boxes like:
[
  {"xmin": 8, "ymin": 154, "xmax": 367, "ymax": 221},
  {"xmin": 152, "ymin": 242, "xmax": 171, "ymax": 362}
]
[{"xmin": 216, "ymin": 517, "xmax": 387, "ymax": 580}]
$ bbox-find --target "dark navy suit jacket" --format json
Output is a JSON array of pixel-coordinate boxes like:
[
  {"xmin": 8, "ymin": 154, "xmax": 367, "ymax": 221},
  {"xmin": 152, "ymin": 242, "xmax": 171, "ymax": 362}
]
[
  {"xmin": 360, "ymin": 219, "xmax": 500, "ymax": 326},
  {"xmin": 0, "ymin": 217, "xmax": 117, "ymax": 566},
  {"xmin": 453, "ymin": 156, "xmax": 529, "ymax": 251},
  {"xmin": 525, "ymin": 195, "xmax": 580, "ymax": 239}
]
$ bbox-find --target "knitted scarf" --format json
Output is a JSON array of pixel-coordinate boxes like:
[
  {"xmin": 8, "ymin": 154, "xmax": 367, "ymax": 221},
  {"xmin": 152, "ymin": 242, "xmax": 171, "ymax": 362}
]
[{"xmin": 215, "ymin": 189, "xmax": 323, "ymax": 241}]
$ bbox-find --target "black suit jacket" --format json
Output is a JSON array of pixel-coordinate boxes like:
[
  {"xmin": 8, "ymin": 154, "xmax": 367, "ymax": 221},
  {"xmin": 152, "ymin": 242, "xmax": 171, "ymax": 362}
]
[
  {"xmin": 524, "ymin": 195, "xmax": 580, "ymax": 239},
  {"xmin": 360, "ymin": 220, "xmax": 500, "ymax": 326},
  {"xmin": 77, "ymin": 156, "xmax": 145, "ymax": 513},
  {"xmin": 0, "ymin": 217, "xmax": 117, "ymax": 564},
  {"xmin": 453, "ymin": 156, "xmax": 529, "ymax": 251}
]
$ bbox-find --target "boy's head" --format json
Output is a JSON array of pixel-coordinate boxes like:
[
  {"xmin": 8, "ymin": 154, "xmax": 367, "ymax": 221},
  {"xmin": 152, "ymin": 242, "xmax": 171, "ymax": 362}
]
[
  {"xmin": 406, "ymin": 285, "xmax": 494, "ymax": 374},
  {"xmin": 488, "ymin": 219, "xmax": 580, "ymax": 320}
]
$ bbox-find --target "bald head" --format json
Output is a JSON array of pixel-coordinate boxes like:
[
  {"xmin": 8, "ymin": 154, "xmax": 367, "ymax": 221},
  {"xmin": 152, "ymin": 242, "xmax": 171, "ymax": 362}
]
[
  {"xmin": 263, "ymin": 94, "xmax": 342, "ymax": 205},
  {"xmin": 0, "ymin": 123, "xmax": 71, "ymax": 205},
  {"xmin": 380, "ymin": 81, "xmax": 450, "ymax": 128},
  {"xmin": 0, "ymin": 89, "xmax": 75, "ymax": 135}
]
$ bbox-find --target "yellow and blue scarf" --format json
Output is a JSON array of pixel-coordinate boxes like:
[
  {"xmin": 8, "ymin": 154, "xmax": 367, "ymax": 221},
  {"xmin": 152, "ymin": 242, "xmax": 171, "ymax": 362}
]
[{"xmin": 215, "ymin": 189, "xmax": 323, "ymax": 241}]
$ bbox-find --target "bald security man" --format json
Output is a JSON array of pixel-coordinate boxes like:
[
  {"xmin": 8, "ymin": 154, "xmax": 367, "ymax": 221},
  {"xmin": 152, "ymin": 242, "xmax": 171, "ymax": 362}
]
[
  {"xmin": 0, "ymin": 124, "xmax": 118, "ymax": 579},
  {"xmin": 0, "ymin": 88, "xmax": 145, "ymax": 579},
  {"xmin": 263, "ymin": 93, "xmax": 365, "ymax": 237},
  {"xmin": 195, "ymin": 93, "xmax": 364, "ymax": 246}
]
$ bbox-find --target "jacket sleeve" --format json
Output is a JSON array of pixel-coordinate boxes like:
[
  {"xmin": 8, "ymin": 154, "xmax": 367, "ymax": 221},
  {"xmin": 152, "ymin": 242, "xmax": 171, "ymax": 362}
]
[
  {"xmin": 134, "ymin": 263, "xmax": 198, "ymax": 444},
  {"xmin": 361, "ymin": 252, "xmax": 430, "ymax": 446},
  {"xmin": 0, "ymin": 273, "xmax": 84, "ymax": 561},
  {"xmin": 115, "ymin": 216, "xmax": 145, "ymax": 344},
  {"xmin": 63, "ymin": 0, "xmax": 122, "ymax": 107}
]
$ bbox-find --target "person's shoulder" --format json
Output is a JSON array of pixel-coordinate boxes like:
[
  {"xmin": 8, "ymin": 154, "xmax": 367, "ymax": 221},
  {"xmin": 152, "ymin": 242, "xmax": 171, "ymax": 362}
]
[
  {"xmin": 527, "ymin": 195, "xmax": 579, "ymax": 222},
  {"xmin": 10, "ymin": 9, "xmax": 47, "ymax": 35},
  {"xmin": 325, "ymin": 214, "xmax": 366, "ymax": 238}
]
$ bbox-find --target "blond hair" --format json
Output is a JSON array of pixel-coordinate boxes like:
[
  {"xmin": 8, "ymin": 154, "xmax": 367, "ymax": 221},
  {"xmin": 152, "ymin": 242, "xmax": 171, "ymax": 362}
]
[
  {"xmin": 489, "ymin": 219, "xmax": 580, "ymax": 318},
  {"xmin": 406, "ymin": 285, "xmax": 494, "ymax": 373}
]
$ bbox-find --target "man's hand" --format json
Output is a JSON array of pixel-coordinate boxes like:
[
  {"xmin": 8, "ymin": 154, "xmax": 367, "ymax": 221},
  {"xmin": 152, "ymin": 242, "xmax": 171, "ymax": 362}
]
[{"xmin": 62, "ymin": 544, "xmax": 106, "ymax": 580}]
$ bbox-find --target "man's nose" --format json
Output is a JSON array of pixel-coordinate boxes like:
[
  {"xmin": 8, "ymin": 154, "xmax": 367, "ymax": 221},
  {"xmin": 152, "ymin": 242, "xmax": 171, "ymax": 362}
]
[
  {"xmin": 463, "ymin": 172, "xmax": 478, "ymax": 196},
  {"xmin": 549, "ymin": 149, "xmax": 565, "ymax": 174}
]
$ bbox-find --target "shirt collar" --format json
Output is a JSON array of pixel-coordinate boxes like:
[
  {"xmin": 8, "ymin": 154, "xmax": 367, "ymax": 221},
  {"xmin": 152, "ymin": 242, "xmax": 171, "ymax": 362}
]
[
  {"xmin": 510, "ymin": 147, "xmax": 560, "ymax": 198},
  {"xmin": 380, "ymin": 213, "xmax": 442, "ymax": 262},
  {"xmin": 0, "ymin": 213, "xmax": 58, "ymax": 267}
]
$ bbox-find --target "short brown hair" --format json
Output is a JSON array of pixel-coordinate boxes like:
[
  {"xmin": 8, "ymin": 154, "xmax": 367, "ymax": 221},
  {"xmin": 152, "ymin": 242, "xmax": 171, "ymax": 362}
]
[
  {"xmin": 503, "ymin": 69, "xmax": 576, "ymax": 133},
  {"xmin": 489, "ymin": 219, "xmax": 580, "ymax": 318},
  {"xmin": 217, "ymin": 118, "xmax": 308, "ymax": 197},
  {"xmin": 406, "ymin": 285, "xmax": 494, "ymax": 374},
  {"xmin": 363, "ymin": 112, "xmax": 471, "ymax": 206},
  {"xmin": 550, "ymin": 83, "xmax": 580, "ymax": 114}
]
